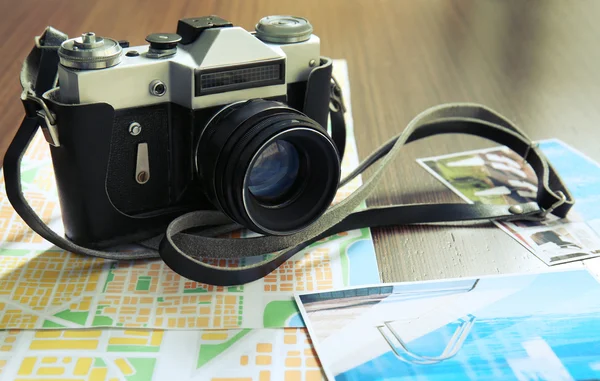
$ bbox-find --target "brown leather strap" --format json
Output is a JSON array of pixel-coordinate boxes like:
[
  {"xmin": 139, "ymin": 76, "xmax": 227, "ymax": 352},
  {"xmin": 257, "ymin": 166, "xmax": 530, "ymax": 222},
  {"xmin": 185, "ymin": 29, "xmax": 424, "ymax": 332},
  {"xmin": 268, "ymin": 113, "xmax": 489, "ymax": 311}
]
[
  {"xmin": 158, "ymin": 109, "xmax": 573, "ymax": 285},
  {"xmin": 4, "ymin": 27, "xmax": 574, "ymax": 286}
]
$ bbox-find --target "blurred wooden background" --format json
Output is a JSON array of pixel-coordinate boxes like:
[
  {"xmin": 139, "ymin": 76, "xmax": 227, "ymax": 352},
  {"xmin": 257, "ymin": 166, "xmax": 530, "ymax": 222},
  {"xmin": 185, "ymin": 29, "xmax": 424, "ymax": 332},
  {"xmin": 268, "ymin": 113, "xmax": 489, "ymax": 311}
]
[{"xmin": 1, "ymin": 0, "xmax": 600, "ymax": 281}]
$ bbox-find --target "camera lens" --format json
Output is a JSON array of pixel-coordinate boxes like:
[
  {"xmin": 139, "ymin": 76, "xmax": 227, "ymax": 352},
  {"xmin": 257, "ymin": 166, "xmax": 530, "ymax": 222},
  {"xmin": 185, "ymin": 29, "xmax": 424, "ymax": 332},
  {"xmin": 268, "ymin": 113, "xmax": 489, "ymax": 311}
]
[
  {"xmin": 196, "ymin": 100, "xmax": 340, "ymax": 235},
  {"xmin": 247, "ymin": 140, "xmax": 302, "ymax": 205}
]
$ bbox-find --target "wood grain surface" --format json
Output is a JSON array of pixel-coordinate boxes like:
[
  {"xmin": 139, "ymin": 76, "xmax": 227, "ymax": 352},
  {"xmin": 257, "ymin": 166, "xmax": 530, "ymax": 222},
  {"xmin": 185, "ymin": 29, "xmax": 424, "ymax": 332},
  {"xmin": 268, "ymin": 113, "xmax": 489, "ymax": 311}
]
[{"xmin": 1, "ymin": 0, "xmax": 599, "ymax": 282}]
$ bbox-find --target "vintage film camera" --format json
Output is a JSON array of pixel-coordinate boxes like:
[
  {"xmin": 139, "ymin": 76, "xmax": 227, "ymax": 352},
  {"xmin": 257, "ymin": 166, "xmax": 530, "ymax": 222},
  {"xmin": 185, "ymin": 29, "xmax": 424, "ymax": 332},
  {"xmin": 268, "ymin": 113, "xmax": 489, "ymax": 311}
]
[
  {"xmin": 41, "ymin": 15, "xmax": 343, "ymax": 248},
  {"xmin": 6, "ymin": 14, "xmax": 575, "ymax": 285}
]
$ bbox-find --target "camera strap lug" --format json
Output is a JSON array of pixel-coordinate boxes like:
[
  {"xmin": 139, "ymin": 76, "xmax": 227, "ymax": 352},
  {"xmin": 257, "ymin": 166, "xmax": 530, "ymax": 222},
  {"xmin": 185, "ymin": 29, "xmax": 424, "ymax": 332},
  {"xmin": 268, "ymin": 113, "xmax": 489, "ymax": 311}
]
[
  {"xmin": 23, "ymin": 93, "xmax": 60, "ymax": 147},
  {"xmin": 18, "ymin": 26, "xmax": 67, "ymax": 148},
  {"xmin": 37, "ymin": 110, "xmax": 60, "ymax": 148},
  {"xmin": 329, "ymin": 77, "xmax": 346, "ymax": 113}
]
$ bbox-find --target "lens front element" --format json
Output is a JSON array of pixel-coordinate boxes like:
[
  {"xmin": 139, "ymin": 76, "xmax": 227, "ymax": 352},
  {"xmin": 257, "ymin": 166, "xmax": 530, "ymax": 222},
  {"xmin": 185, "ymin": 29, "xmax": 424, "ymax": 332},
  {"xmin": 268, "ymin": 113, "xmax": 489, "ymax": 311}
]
[{"xmin": 247, "ymin": 140, "xmax": 302, "ymax": 206}]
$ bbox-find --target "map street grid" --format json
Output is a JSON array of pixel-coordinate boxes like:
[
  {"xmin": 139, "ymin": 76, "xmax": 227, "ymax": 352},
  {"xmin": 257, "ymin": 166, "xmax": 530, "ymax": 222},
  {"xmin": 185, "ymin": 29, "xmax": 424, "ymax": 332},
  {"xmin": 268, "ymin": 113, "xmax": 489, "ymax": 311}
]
[
  {"xmin": 0, "ymin": 328, "xmax": 325, "ymax": 381},
  {"xmin": 0, "ymin": 60, "xmax": 373, "ymax": 380},
  {"xmin": 0, "ymin": 60, "xmax": 378, "ymax": 331}
]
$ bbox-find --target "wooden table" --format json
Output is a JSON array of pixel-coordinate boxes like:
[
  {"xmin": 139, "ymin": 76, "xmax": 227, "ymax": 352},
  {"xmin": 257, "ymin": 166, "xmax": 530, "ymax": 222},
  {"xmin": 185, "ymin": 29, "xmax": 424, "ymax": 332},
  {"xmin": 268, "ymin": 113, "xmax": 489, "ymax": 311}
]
[{"xmin": 2, "ymin": 0, "xmax": 599, "ymax": 282}]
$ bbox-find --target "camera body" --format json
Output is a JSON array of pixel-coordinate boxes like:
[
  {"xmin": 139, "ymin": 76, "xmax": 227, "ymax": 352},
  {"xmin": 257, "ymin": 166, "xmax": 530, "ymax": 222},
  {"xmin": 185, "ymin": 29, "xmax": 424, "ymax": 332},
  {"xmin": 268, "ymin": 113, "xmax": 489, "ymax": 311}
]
[{"xmin": 45, "ymin": 15, "xmax": 339, "ymax": 248}]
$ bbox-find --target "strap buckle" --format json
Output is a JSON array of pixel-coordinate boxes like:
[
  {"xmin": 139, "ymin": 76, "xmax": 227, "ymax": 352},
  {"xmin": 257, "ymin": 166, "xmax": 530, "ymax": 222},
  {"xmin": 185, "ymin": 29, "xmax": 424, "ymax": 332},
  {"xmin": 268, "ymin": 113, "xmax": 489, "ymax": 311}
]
[
  {"xmin": 23, "ymin": 92, "xmax": 60, "ymax": 147},
  {"xmin": 330, "ymin": 77, "xmax": 346, "ymax": 113},
  {"xmin": 541, "ymin": 190, "xmax": 567, "ymax": 218}
]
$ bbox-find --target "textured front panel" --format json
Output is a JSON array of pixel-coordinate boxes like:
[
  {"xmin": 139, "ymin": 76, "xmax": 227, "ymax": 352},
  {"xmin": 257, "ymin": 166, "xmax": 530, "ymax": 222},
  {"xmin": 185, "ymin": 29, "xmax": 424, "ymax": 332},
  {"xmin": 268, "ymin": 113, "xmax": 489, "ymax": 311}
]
[
  {"xmin": 47, "ymin": 99, "xmax": 186, "ymax": 247},
  {"xmin": 106, "ymin": 105, "xmax": 171, "ymax": 214}
]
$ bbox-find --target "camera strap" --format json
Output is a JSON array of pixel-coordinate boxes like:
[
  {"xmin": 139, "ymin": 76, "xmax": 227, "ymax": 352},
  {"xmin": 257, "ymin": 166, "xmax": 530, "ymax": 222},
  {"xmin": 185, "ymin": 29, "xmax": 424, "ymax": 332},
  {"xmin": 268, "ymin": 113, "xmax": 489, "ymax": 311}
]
[{"xmin": 5, "ymin": 27, "xmax": 574, "ymax": 286}]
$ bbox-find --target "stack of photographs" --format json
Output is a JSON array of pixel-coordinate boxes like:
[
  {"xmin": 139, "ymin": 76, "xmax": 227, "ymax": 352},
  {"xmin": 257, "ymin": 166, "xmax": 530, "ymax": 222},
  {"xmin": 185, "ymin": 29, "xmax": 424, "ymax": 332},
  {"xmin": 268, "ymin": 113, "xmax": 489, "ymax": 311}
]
[{"xmin": 418, "ymin": 139, "xmax": 600, "ymax": 266}]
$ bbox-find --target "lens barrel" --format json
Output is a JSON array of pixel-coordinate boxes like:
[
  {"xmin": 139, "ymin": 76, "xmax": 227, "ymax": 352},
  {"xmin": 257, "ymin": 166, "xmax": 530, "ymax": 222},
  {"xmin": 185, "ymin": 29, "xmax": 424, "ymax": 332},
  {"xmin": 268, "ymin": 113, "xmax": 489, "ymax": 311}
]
[{"xmin": 196, "ymin": 100, "xmax": 340, "ymax": 235}]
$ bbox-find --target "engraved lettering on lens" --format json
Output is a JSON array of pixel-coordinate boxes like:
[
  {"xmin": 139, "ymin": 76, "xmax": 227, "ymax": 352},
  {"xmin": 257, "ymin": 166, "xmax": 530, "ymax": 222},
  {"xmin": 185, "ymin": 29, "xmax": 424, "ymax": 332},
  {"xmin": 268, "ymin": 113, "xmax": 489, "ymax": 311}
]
[{"xmin": 247, "ymin": 140, "xmax": 301, "ymax": 205}]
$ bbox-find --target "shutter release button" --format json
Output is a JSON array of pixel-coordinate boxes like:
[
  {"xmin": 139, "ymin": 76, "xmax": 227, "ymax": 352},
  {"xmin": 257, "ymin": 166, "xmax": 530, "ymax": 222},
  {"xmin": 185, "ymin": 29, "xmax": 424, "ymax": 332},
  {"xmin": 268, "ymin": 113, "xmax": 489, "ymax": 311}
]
[{"xmin": 145, "ymin": 33, "xmax": 182, "ymax": 59}]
